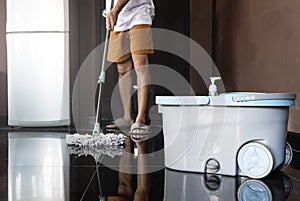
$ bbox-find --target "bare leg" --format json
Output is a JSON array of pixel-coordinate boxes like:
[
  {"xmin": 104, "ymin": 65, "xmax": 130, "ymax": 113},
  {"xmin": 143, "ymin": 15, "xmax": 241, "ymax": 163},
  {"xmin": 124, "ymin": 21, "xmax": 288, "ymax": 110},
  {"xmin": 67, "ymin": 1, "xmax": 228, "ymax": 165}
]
[
  {"xmin": 107, "ymin": 58, "xmax": 133, "ymax": 128},
  {"xmin": 131, "ymin": 54, "xmax": 150, "ymax": 125},
  {"xmin": 118, "ymin": 58, "xmax": 134, "ymax": 122}
]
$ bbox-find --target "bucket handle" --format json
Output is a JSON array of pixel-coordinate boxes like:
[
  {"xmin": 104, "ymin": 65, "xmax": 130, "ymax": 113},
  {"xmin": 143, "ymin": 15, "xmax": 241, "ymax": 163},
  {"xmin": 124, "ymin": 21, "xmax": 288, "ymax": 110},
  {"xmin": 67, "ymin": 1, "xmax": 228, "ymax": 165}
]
[{"xmin": 233, "ymin": 93, "xmax": 296, "ymax": 102}]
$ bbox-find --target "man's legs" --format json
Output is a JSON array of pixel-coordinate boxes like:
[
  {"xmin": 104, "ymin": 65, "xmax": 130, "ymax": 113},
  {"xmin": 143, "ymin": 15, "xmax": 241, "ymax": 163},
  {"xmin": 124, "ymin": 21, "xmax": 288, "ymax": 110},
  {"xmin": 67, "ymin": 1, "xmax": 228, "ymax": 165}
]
[
  {"xmin": 132, "ymin": 54, "xmax": 150, "ymax": 126},
  {"xmin": 108, "ymin": 55, "xmax": 150, "ymax": 133},
  {"xmin": 129, "ymin": 25, "xmax": 152, "ymax": 132}
]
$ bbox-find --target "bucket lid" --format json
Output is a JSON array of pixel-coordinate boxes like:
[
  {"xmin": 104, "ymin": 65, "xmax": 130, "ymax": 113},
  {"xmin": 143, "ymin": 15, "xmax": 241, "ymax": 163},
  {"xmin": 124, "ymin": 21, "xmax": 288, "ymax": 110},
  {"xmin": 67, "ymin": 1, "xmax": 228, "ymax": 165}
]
[{"xmin": 156, "ymin": 92, "xmax": 296, "ymax": 107}]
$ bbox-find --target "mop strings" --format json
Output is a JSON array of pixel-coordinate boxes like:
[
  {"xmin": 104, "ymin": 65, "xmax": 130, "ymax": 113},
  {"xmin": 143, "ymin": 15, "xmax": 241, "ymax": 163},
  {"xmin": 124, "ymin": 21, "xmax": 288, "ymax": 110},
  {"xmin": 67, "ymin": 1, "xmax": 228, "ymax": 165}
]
[
  {"xmin": 66, "ymin": 133, "xmax": 126, "ymax": 147},
  {"xmin": 66, "ymin": 133, "xmax": 127, "ymax": 158}
]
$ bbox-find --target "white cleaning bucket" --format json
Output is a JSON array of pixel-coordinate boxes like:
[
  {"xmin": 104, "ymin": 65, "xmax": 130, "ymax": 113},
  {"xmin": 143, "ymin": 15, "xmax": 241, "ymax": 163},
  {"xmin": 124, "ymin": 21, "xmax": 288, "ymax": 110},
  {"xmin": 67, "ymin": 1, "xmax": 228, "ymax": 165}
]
[{"xmin": 156, "ymin": 92, "xmax": 296, "ymax": 178}]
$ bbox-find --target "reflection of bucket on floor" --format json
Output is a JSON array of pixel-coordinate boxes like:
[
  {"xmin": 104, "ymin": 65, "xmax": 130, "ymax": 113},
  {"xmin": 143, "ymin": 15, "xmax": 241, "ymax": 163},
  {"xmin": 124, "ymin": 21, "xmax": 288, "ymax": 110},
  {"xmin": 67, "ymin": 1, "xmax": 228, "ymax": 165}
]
[
  {"xmin": 238, "ymin": 171, "xmax": 293, "ymax": 201},
  {"xmin": 164, "ymin": 169, "xmax": 293, "ymax": 201},
  {"xmin": 287, "ymin": 131, "xmax": 300, "ymax": 168},
  {"xmin": 238, "ymin": 180, "xmax": 273, "ymax": 201},
  {"xmin": 156, "ymin": 92, "xmax": 296, "ymax": 178}
]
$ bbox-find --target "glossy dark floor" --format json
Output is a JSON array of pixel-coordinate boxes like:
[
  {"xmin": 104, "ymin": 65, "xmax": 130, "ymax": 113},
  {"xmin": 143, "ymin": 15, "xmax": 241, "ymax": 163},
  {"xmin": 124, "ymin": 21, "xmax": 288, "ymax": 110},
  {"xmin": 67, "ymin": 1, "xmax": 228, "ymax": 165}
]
[{"xmin": 1, "ymin": 129, "xmax": 300, "ymax": 201}]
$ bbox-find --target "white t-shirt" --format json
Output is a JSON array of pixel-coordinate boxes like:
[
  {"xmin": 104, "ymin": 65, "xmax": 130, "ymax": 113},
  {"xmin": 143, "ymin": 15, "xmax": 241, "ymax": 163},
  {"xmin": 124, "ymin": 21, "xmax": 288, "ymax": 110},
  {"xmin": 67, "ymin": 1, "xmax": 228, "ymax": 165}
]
[{"xmin": 106, "ymin": 0, "xmax": 155, "ymax": 32}]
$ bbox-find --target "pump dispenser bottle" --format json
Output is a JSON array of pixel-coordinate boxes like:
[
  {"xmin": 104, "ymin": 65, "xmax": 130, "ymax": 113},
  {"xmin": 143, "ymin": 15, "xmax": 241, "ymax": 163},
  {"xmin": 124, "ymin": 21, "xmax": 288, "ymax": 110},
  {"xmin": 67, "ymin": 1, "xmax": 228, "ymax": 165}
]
[{"xmin": 209, "ymin": 77, "xmax": 221, "ymax": 96}]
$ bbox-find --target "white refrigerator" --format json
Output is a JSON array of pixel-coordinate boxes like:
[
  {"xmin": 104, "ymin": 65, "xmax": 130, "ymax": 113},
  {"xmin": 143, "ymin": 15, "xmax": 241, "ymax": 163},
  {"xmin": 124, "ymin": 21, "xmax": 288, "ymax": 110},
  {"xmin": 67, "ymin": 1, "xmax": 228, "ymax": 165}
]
[{"xmin": 6, "ymin": 0, "xmax": 70, "ymax": 126}]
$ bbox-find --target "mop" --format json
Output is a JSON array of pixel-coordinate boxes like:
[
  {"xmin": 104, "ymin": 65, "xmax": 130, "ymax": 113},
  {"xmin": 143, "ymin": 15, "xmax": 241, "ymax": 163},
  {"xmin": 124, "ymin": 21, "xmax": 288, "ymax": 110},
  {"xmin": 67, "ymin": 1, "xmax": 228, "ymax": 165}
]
[
  {"xmin": 92, "ymin": 27, "xmax": 110, "ymax": 137},
  {"xmin": 67, "ymin": 11, "xmax": 127, "ymax": 147},
  {"xmin": 67, "ymin": 133, "xmax": 126, "ymax": 157}
]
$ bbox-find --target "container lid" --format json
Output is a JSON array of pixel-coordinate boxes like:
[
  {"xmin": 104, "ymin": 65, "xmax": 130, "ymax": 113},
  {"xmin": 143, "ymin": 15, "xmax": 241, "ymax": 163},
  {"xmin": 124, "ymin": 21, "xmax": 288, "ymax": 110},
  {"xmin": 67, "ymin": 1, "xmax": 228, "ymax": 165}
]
[{"xmin": 156, "ymin": 92, "xmax": 296, "ymax": 107}]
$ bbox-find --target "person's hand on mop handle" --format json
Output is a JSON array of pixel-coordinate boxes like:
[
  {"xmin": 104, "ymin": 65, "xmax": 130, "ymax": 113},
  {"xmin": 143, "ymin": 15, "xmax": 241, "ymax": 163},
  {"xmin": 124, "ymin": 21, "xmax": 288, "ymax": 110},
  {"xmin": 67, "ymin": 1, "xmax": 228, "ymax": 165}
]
[
  {"xmin": 104, "ymin": 0, "xmax": 129, "ymax": 31},
  {"xmin": 105, "ymin": 9, "xmax": 117, "ymax": 31}
]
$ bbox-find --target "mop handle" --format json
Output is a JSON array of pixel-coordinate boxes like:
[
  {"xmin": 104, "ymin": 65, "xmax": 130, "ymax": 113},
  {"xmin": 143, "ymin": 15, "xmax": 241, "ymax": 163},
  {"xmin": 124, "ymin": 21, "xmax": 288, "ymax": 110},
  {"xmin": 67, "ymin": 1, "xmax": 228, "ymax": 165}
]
[
  {"xmin": 94, "ymin": 8, "xmax": 112, "ymax": 125},
  {"xmin": 95, "ymin": 28, "xmax": 110, "ymax": 123},
  {"xmin": 98, "ymin": 29, "xmax": 110, "ymax": 84}
]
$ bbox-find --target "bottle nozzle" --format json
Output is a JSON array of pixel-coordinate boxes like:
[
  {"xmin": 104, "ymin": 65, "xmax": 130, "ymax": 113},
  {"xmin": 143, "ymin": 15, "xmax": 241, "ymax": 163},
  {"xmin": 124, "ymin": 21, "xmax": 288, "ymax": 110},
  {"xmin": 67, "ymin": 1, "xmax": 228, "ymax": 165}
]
[
  {"xmin": 209, "ymin": 77, "xmax": 221, "ymax": 96},
  {"xmin": 210, "ymin": 77, "xmax": 221, "ymax": 85}
]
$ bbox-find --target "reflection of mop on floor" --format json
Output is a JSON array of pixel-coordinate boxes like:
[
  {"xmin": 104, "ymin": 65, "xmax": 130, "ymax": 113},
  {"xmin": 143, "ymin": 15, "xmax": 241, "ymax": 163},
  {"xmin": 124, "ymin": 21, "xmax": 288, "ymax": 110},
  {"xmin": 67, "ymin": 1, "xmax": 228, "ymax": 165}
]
[
  {"xmin": 67, "ymin": 136, "xmax": 125, "ymax": 160},
  {"xmin": 67, "ymin": 135, "xmax": 122, "ymax": 201},
  {"xmin": 67, "ymin": 143, "xmax": 125, "ymax": 159},
  {"xmin": 67, "ymin": 133, "xmax": 126, "ymax": 200}
]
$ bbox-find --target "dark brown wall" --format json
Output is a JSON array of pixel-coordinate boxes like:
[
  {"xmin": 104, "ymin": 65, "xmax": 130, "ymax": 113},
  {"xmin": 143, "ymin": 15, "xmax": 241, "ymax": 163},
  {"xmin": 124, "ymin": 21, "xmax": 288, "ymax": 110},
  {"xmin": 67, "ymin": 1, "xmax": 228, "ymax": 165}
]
[
  {"xmin": 190, "ymin": 0, "xmax": 212, "ymax": 95},
  {"xmin": 78, "ymin": 0, "xmax": 97, "ymax": 64},
  {"xmin": 215, "ymin": 0, "xmax": 300, "ymax": 132},
  {"xmin": 69, "ymin": 0, "xmax": 80, "ymax": 110},
  {"xmin": 76, "ymin": 0, "xmax": 98, "ymax": 121}
]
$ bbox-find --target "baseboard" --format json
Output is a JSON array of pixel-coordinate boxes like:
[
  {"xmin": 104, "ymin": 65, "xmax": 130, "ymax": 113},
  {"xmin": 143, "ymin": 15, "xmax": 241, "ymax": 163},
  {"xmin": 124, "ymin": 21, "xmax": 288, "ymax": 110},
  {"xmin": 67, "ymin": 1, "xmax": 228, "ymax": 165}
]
[
  {"xmin": 287, "ymin": 131, "xmax": 300, "ymax": 168},
  {"xmin": 0, "ymin": 115, "xmax": 8, "ymax": 128},
  {"xmin": 287, "ymin": 131, "xmax": 300, "ymax": 150}
]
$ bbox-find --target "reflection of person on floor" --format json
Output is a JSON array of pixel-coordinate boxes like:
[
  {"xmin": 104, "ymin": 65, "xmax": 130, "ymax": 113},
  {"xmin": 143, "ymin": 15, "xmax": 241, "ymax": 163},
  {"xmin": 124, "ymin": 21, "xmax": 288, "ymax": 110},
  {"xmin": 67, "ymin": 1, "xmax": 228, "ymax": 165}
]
[
  {"xmin": 108, "ymin": 137, "xmax": 150, "ymax": 201},
  {"xmin": 105, "ymin": 0, "xmax": 155, "ymax": 138}
]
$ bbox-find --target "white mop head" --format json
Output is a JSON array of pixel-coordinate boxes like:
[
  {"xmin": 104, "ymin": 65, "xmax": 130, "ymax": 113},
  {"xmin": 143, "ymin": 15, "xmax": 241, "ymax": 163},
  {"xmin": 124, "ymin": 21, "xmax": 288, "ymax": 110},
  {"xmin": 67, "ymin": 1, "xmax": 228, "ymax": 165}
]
[
  {"xmin": 66, "ymin": 133, "xmax": 127, "ymax": 147},
  {"xmin": 66, "ymin": 133, "xmax": 127, "ymax": 160}
]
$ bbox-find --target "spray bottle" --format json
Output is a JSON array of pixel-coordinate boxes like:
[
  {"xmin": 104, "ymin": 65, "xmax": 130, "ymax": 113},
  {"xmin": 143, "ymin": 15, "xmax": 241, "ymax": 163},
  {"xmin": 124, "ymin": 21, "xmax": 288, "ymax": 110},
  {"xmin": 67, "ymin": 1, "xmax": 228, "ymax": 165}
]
[{"xmin": 209, "ymin": 77, "xmax": 221, "ymax": 96}]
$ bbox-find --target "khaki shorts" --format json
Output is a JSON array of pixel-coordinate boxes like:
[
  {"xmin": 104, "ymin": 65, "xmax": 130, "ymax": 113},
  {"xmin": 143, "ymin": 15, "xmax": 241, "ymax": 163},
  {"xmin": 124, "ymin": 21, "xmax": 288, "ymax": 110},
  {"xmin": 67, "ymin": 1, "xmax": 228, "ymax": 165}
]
[{"xmin": 107, "ymin": 24, "xmax": 154, "ymax": 63}]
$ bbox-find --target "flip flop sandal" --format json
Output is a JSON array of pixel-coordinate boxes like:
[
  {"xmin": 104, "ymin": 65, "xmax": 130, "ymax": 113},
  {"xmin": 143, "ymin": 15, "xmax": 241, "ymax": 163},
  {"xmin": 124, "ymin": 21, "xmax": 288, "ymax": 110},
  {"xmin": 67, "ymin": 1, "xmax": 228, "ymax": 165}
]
[
  {"xmin": 129, "ymin": 122, "xmax": 151, "ymax": 134},
  {"xmin": 130, "ymin": 134, "xmax": 150, "ymax": 143},
  {"xmin": 129, "ymin": 122, "xmax": 151, "ymax": 142},
  {"xmin": 106, "ymin": 118, "xmax": 131, "ymax": 129}
]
